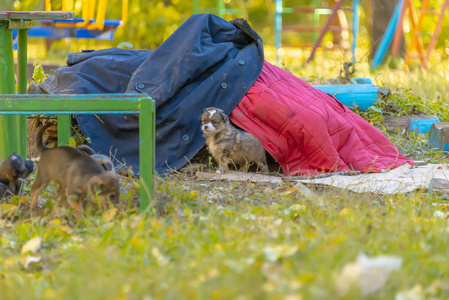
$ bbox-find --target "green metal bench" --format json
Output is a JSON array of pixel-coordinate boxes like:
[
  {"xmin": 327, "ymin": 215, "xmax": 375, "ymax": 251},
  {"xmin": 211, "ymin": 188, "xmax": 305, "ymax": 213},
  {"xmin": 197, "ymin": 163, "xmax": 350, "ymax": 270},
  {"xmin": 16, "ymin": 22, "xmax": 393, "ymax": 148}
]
[
  {"xmin": 0, "ymin": 11, "xmax": 156, "ymax": 210},
  {"xmin": 0, "ymin": 94, "xmax": 155, "ymax": 210}
]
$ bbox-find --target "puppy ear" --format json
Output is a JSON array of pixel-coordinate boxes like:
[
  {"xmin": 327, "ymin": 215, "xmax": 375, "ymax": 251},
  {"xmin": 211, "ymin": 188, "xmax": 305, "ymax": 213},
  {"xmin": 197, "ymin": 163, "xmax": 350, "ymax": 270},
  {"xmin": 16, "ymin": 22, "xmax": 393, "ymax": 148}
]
[
  {"xmin": 203, "ymin": 107, "xmax": 208, "ymax": 112},
  {"xmin": 101, "ymin": 159, "xmax": 114, "ymax": 172},
  {"xmin": 220, "ymin": 111, "xmax": 229, "ymax": 122},
  {"xmin": 199, "ymin": 113, "xmax": 203, "ymax": 120}
]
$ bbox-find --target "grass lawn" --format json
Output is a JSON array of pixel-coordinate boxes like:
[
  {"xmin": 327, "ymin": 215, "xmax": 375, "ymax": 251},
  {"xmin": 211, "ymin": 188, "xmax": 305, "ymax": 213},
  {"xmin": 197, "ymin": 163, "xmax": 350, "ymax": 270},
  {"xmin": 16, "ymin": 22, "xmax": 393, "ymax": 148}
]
[{"xmin": 1, "ymin": 49, "xmax": 449, "ymax": 299}]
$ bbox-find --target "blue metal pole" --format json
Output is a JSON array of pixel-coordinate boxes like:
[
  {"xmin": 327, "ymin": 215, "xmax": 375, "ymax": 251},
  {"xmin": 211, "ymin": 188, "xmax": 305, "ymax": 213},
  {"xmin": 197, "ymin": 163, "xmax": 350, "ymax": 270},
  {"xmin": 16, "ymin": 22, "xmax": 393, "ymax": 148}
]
[
  {"xmin": 274, "ymin": 0, "xmax": 282, "ymax": 66},
  {"xmin": 352, "ymin": 0, "xmax": 359, "ymax": 66},
  {"xmin": 371, "ymin": 0, "xmax": 404, "ymax": 70}
]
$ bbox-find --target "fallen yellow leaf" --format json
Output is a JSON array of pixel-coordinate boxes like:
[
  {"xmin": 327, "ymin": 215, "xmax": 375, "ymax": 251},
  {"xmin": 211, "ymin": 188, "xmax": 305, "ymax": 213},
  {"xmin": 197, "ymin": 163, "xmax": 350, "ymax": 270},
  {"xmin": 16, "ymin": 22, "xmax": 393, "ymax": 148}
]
[
  {"xmin": 102, "ymin": 208, "xmax": 119, "ymax": 223},
  {"xmin": 0, "ymin": 203, "xmax": 17, "ymax": 215},
  {"xmin": 21, "ymin": 237, "xmax": 42, "ymax": 255},
  {"xmin": 339, "ymin": 208, "xmax": 354, "ymax": 217}
]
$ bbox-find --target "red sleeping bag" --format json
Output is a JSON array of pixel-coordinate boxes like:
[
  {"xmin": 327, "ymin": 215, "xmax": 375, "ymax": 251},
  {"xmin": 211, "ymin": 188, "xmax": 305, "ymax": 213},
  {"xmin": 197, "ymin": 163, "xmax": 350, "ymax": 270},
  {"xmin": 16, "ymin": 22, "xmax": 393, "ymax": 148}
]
[{"xmin": 230, "ymin": 61, "xmax": 414, "ymax": 176}]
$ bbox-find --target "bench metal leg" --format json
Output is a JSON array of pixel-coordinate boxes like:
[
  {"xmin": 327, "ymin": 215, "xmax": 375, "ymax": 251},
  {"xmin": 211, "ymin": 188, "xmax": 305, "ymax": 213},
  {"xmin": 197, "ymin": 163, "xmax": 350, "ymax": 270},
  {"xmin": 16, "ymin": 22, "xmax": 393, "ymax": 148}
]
[
  {"xmin": 17, "ymin": 28, "xmax": 28, "ymax": 156},
  {"xmin": 139, "ymin": 99, "xmax": 155, "ymax": 210},
  {"xmin": 0, "ymin": 22, "xmax": 21, "ymax": 160}
]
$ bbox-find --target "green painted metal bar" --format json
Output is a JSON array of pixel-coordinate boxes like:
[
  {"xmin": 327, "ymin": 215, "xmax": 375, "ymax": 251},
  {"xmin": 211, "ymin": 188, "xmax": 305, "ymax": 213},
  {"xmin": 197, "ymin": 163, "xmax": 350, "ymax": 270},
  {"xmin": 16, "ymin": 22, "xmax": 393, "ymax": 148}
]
[
  {"xmin": 0, "ymin": 93, "xmax": 146, "ymax": 99},
  {"xmin": 217, "ymin": 8, "xmax": 246, "ymax": 14},
  {"xmin": 0, "ymin": 21, "xmax": 19, "ymax": 160},
  {"xmin": 0, "ymin": 22, "xmax": 15, "ymax": 87},
  {"xmin": 17, "ymin": 30, "xmax": 28, "ymax": 94},
  {"xmin": 217, "ymin": 0, "xmax": 225, "ymax": 18},
  {"xmin": 193, "ymin": 0, "xmax": 199, "ymax": 14},
  {"xmin": 139, "ymin": 99, "xmax": 155, "ymax": 211},
  {"xmin": 193, "ymin": 1, "xmax": 246, "ymax": 19},
  {"xmin": 0, "ymin": 97, "xmax": 141, "ymax": 112},
  {"xmin": 0, "ymin": 94, "xmax": 155, "ymax": 210},
  {"xmin": 57, "ymin": 115, "xmax": 71, "ymax": 146},
  {"xmin": 17, "ymin": 28, "xmax": 28, "ymax": 157}
]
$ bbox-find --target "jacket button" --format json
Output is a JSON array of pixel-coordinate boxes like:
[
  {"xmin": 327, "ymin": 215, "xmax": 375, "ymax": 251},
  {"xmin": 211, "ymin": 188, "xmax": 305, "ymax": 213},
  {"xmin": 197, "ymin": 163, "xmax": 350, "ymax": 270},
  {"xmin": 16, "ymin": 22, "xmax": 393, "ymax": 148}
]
[
  {"xmin": 221, "ymin": 82, "xmax": 227, "ymax": 89},
  {"xmin": 238, "ymin": 60, "xmax": 245, "ymax": 66},
  {"xmin": 183, "ymin": 134, "xmax": 189, "ymax": 141},
  {"xmin": 137, "ymin": 83, "xmax": 145, "ymax": 89}
]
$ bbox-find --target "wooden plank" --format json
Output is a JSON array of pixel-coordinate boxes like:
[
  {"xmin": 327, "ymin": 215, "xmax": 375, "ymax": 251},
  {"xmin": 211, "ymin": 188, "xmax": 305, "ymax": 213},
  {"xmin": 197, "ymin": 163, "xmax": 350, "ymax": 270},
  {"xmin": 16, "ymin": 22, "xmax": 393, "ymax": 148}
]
[
  {"xmin": 429, "ymin": 178, "xmax": 449, "ymax": 194},
  {"xmin": 383, "ymin": 114, "xmax": 439, "ymax": 133},
  {"xmin": 0, "ymin": 11, "xmax": 74, "ymax": 20},
  {"xmin": 383, "ymin": 115, "xmax": 410, "ymax": 131},
  {"xmin": 196, "ymin": 171, "xmax": 282, "ymax": 184}
]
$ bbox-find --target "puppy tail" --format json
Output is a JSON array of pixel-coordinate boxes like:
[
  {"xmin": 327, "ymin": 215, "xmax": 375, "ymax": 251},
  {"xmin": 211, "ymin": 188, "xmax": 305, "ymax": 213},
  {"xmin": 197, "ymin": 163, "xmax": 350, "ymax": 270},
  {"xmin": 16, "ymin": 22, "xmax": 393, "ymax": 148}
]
[
  {"xmin": 77, "ymin": 145, "xmax": 96, "ymax": 156},
  {"xmin": 35, "ymin": 123, "xmax": 53, "ymax": 153}
]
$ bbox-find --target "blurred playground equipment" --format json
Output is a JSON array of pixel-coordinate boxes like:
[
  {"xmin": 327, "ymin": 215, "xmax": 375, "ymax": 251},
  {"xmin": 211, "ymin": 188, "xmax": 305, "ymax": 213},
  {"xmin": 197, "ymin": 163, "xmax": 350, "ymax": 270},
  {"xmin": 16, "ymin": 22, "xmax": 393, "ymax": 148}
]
[
  {"xmin": 12, "ymin": 0, "xmax": 128, "ymax": 43},
  {"xmin": 192, "ymin": 0, "xmax": 248, "ymax": 19},
  {"xmin": 372, "ymin": 0, "xmax": 448, "ymax": 69},
  {"xmin": 274, "ymin": 0, "xmax": 360, "ymax": 65}
]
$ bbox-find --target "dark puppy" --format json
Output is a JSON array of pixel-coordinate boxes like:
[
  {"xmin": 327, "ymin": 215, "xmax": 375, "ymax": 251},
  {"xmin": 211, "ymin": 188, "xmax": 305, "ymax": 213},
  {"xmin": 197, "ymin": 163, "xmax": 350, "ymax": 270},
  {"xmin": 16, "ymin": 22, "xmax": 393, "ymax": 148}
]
[
  {"xmin": 0, "ymin": 153, "xmax": 35, "ymax": 197},
  {"xmin": 30, "ymin": 124, "xmax": 120, "ymax": 218},
  {"xmin": 0, "ymin": 182, "xmax": 11, "ymax": 199},
  {"xmin": 200, "ymin": 107, "xmax": 268, "ymax": 174},
  {"xmin": 77, "ymin": 145, "xmax": 116, "ymax": 173}
]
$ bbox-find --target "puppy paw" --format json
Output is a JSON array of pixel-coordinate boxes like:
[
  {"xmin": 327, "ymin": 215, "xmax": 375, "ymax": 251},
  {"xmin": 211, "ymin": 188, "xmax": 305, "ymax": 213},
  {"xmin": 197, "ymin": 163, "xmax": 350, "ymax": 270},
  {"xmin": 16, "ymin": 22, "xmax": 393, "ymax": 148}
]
[{"xmin": 216, "ymin": 169, "xmax": 225, "ymax": 174}]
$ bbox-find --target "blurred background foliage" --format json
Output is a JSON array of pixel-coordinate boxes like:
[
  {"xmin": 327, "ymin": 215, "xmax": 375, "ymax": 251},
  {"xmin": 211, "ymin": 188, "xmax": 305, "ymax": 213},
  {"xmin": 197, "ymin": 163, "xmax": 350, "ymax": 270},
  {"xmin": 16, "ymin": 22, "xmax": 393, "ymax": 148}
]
[{"xmin": 1, "ymin": 0, "xmax": 449, "ymax": 65}]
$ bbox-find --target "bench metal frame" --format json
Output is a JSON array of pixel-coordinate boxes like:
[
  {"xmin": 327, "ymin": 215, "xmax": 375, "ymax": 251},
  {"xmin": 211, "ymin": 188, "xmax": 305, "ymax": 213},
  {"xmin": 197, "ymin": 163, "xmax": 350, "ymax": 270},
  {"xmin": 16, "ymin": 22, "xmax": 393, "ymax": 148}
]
[{"xmin": 0, "ymin": 94, "xmax": 155, "ymax": 210}]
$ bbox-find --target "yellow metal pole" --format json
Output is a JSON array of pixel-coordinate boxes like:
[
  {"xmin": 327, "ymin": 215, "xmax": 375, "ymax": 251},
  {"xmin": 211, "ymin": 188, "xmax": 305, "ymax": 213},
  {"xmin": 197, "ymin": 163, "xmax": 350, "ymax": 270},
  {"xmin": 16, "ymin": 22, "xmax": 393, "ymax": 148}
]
[
  {"xmin": 405, "ymin": 0, "xmax": 429, "ymax": 64},
  {"xmin": 45, "ymin": 0, "xmax": 52, "ymax": 11},
  {"xmin": 120, "ymin": 0, "xmax": 128, "ymax": 27},
  {"xmin": 62, "ymin": 0, "xmax": 74, "ymax": 11},
  {"xmin": 75, "ymin": 0, "xmax": 91, "ymax": 28},
  {"xmin": 406, "ymin": 1, "xmax": 427, "ymax": 67},
  {"xmin": 90, "ymin": 0, "xmax": 107, "ymax": 30}
]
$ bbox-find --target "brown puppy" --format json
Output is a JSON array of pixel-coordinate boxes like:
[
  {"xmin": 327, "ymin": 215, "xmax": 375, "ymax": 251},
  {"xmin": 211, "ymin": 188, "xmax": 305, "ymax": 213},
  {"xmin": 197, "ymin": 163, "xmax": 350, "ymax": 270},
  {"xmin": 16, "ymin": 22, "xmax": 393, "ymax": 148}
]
[
  {"xmin": 200, "ymin": 107, "xmax": 268, "ymax": 174},
  {"xmin": 30, "ymin": 124, "xmax": 120, "ymax": 218},
  {"xmin": 0, "ymin": 153, "xmax": 35, "ymax": 197}
]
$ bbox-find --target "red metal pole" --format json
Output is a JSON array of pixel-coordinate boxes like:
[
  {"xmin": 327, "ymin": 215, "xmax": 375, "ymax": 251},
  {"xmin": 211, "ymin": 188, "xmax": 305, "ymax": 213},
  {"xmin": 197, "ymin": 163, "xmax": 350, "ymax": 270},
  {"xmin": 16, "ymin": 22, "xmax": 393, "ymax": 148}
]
[
  {"xmin": 425, "ymin": 0, "xmax": 449, "ymax": 62},
  {"xmin": 306, "ymin": 0, "xmax": 346, "ymax": 64},
  {"xmin": 391, "ymin": 0, "xmax": 408, "ymax": 57}
]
